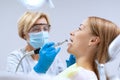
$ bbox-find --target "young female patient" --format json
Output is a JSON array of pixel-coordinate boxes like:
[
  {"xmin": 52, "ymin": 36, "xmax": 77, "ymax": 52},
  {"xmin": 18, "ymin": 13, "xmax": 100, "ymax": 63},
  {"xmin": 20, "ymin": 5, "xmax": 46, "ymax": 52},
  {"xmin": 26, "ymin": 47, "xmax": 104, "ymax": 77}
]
[{"xmin": 56, "ymin": 16, "xmax": 120, "ymax": 80}]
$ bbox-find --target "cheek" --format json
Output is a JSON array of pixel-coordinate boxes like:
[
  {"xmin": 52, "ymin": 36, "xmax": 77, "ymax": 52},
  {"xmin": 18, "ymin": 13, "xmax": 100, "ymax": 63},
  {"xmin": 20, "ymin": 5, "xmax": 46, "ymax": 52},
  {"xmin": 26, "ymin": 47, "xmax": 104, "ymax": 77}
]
[
  {"xmin": 77, "ymin": 32, "xmax": 90, "ymax": 43},
  {"xmin": 75, "ymin": 35, "xmax": 90, "ymax": 50},
  {"xmin": 75, "ymin": 35, "xmax": 85, "ymax": 45}
]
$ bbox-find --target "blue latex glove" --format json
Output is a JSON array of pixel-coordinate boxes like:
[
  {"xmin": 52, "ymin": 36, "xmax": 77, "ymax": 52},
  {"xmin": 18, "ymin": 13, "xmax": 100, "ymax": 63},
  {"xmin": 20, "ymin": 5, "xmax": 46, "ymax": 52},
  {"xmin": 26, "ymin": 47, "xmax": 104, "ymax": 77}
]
[
  {"xmin": 34, "ymin": 42, "xmax": 61, "ymax": 73},
  {"xmin": 66, "ymin": 54, "xmax": 76, "ymax": 67}
]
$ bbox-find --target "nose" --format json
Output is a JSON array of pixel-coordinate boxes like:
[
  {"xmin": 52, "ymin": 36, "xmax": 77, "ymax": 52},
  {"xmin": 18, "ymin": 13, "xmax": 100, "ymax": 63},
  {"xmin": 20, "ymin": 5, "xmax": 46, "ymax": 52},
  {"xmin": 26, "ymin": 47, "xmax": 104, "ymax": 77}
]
[
  {"xmin": 70, "ymin": 31, "xmax": 74, "ymax": 36},
  {"xmin": 39, "ymin": 26, "xmax": 45, "ymax": 31}
]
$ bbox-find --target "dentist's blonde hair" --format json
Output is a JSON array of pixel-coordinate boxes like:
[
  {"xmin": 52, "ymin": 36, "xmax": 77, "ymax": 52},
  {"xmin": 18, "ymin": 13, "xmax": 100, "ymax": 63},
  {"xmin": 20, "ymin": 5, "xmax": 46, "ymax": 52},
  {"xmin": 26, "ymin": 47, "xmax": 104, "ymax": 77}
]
[{"xmin": 18, "ymin": 11, "xmax": 50, "ymax": 40}]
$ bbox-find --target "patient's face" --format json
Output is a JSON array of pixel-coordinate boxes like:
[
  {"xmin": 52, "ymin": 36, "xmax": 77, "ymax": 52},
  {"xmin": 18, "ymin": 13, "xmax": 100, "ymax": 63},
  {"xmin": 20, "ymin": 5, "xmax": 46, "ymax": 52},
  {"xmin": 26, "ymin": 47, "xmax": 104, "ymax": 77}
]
[{"xmin": 67, "ymin": 19, "xmax": 92, "ymax": 57}]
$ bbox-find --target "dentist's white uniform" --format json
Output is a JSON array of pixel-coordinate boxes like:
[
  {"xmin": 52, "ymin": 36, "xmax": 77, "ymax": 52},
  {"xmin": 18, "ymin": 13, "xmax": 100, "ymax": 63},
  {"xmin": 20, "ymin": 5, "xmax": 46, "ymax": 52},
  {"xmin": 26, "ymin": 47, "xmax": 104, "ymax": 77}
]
[{"xmin": 6, "ymin": 48, "xmax": 66, "ymax": 75}]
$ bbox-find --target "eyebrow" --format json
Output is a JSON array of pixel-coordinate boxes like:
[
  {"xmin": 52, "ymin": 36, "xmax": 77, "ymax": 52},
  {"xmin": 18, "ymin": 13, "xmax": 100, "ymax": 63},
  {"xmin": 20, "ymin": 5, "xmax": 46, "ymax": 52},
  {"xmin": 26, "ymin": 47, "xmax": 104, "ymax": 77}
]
[
  {"xmin": 80, "ymin": 24, "xmax": 86, "ymax": 27},
  {"xmin": 80, "ymin": 24, "xmax": 86, "ymax": 29},
  {"xmin": 34, "ymin": 23, "xmax": 48, "ymax": 25}
]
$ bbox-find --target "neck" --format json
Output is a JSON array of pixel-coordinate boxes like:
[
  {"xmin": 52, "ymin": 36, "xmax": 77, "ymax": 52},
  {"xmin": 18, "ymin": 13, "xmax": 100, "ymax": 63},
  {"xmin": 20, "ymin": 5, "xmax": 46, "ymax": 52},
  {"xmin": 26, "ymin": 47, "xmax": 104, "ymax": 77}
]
[
  {"xmin": 25, "ymin": 45, "xmax": 34, "ymax": 51},
  {"xmin": 76, "ymin": 56, "xmax": 95, "ymax": 71},
  {"xmin": 25, "ymin": 45, "xmax": 39, "ymax": 61},
  {"xmin": 31, "ymin": 54, "xmax": 39, "ymax": 61}
]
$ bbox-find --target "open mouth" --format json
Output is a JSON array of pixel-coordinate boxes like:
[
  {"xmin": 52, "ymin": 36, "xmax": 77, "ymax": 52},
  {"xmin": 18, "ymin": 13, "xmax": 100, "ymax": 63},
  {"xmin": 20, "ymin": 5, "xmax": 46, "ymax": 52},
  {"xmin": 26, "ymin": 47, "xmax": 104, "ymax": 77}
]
[{"xmin": 70, "ymin": 38, "xmax": 73, "ymax": 42}]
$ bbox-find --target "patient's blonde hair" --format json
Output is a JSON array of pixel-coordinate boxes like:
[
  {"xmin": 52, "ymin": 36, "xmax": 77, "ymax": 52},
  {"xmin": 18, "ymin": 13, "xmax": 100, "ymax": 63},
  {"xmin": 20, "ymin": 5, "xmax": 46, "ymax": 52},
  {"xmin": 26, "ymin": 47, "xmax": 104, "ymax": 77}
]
[
  {"xmin": 86, "ymin": 16, "xmax": 120, "ymax": 80},
  {"xmin": 87, "ymin": 16, "xmax": 120, "ymax": 63}
]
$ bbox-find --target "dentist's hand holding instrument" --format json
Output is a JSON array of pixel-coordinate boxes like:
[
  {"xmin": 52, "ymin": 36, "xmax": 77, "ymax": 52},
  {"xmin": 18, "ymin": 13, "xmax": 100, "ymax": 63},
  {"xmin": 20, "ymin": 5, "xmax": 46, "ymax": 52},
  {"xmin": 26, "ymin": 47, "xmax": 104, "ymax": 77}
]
[{"xmin": 34, "ymin": 40, "xmax": 68, "ymax": 73}]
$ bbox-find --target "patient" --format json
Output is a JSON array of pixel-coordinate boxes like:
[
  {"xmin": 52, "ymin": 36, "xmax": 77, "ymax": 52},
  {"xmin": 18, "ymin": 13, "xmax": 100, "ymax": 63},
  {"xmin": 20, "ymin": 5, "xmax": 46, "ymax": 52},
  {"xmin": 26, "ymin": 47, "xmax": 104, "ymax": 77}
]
[{"xmin": 55, "ymin": 16, "xmax": 120, "ymax": 80}]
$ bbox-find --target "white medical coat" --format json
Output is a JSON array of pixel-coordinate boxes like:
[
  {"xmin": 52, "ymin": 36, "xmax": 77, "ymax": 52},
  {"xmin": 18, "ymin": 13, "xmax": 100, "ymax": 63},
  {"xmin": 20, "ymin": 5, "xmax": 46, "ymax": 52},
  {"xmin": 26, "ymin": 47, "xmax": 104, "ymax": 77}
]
[{"xmin": 6, "ymin": 48, "xmax": 66, "ymax": 75}]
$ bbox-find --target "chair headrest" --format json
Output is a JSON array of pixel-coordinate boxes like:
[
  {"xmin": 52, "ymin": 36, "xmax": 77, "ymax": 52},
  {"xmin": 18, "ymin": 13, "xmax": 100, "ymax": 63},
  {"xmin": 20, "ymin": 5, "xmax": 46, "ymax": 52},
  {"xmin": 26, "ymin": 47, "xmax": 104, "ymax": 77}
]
[{"xmin": 108, "ymin": 34, "xmax": 120, "ymax": 60}]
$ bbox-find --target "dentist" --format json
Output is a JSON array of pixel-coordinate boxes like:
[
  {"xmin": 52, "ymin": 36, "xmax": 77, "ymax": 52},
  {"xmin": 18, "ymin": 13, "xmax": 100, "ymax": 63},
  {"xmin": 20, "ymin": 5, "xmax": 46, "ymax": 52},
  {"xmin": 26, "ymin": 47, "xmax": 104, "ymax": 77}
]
[{"xmin": 6, "ymin": 11, "xmax": 66, "ymax": 75}]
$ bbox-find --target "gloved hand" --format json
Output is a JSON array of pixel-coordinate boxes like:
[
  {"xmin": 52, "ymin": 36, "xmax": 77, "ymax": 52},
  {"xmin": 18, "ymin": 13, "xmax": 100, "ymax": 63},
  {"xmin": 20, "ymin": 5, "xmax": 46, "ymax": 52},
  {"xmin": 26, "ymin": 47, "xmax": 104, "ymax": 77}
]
[
  {"xmin": 66, "ymin": 54, "xmax": 76, "ymax": 67},
  {"xmin": 34, "ymin": 42, "xmax": 61, "ymax": 73}
]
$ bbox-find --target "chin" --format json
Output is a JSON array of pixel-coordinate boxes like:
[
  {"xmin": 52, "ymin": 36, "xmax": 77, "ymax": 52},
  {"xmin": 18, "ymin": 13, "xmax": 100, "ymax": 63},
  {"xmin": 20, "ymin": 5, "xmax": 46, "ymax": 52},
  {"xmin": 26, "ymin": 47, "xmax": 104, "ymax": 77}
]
[
  {"xmin": 67, "ymin": 43, "xmax": 74, "ymax": 52},
  {"xmin": 67, "ymin": 47, "xmax": 73, "ymax": 54}
]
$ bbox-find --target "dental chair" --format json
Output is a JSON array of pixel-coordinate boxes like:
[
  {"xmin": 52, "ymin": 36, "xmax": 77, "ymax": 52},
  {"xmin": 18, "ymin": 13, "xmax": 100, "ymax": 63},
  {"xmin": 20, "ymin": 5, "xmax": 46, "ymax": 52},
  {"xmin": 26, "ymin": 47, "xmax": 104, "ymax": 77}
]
[{"xmin": 105, "ymin": 35, "xmax": 120, "ymax": 80}]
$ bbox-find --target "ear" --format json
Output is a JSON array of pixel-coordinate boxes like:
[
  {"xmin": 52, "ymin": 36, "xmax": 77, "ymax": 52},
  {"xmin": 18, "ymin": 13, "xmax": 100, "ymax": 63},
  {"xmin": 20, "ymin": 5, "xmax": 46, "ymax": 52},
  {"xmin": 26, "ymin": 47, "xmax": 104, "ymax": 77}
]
[
  {"xmin": 88, "ymin": 36, "xmax": 100, "ymax": 46},
  {"xmin": 23, "ymin": 33, "xmax": 29, "ymax": 40}
]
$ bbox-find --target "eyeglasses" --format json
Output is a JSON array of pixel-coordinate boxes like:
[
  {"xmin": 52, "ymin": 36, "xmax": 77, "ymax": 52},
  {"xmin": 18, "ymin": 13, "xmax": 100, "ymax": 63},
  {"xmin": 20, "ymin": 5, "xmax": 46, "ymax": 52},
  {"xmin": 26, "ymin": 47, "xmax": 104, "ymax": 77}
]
[{"xmin": 29, "ymin": 23, "xmax": 51, "ymax": 33}]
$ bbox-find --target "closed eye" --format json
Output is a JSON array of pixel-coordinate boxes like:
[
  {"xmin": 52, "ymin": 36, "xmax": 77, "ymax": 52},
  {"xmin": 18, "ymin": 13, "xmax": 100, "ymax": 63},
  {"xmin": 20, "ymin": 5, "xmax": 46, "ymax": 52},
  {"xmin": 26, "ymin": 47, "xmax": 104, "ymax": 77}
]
[
  {"xmin": 78, "ymin": 27, "xmax": 81, "ymax": 30},
  {"xmin": 78, "ymin": 24, "xmax": 83, "ymax": 30}
]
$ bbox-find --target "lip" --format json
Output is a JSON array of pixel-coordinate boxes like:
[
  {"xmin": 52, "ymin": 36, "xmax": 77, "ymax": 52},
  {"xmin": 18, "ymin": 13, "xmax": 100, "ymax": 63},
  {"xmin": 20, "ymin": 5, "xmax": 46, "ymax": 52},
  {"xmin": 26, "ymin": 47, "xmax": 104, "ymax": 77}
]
[{"xmin": 69, "ymin": 38, "xmax": 73, "ymax": 43}]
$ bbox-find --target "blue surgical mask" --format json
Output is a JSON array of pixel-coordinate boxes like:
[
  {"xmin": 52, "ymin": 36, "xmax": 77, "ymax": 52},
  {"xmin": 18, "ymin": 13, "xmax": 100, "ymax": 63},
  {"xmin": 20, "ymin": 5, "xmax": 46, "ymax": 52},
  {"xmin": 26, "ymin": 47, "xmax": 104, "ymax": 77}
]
[{"xmin": 28, "ymin": 31, "xmax": 49, "ymax": 49}]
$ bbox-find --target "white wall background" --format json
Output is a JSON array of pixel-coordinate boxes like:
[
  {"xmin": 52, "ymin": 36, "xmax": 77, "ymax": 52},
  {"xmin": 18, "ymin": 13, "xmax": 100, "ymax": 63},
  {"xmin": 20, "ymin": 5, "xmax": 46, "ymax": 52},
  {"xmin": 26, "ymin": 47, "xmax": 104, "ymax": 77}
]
[{"xmin": 0, "ymin": 0, "xmax": 120, "ymax": 71}]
